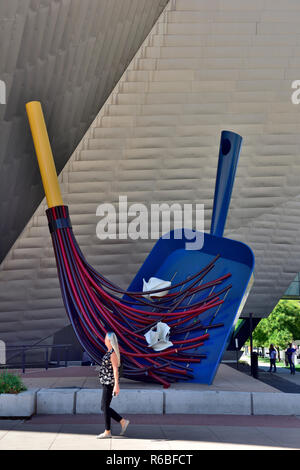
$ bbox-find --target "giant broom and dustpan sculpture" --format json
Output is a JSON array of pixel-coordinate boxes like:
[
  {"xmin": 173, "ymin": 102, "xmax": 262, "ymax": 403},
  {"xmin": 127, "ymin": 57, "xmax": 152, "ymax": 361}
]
[{"xmin": 26, "ymin": 101, "xmax": 254, "ymax": 388}]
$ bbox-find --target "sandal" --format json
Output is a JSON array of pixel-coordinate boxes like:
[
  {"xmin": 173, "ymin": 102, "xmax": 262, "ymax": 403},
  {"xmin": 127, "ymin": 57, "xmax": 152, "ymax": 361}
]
[
  {"xmin": 120, "ymin": 419, "xmax": 130, "ymax": 436},
  {"xmin": 96, "ymin": 432, "xmax": 112, "ymax": 439}
]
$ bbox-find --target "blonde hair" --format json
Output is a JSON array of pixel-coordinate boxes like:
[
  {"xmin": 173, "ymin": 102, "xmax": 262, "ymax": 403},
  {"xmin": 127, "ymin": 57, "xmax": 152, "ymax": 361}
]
[{"xmin": 107, "ymin": 332, "xmax": 121, "ymax": 367}]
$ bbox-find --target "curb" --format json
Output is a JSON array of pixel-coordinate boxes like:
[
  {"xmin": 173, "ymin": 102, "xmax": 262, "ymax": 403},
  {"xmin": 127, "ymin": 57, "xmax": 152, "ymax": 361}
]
[
  {"xmin": 1, "ymin": 388, "xmax": 300, "ymax": 417},
  {"xmin": 252, "ymin": 392, "xmax": 300, "ymax": 416},
  {"xmin": 37, "ymin": 388, "xmax": 80, "ymax": 415},
  {"xmin": 164, "ymin": 390, "xmax": 251, "ymax": 415},
  {"xmin": 76, "ymin": 388, "xmax": 163, "ymax": 414}
]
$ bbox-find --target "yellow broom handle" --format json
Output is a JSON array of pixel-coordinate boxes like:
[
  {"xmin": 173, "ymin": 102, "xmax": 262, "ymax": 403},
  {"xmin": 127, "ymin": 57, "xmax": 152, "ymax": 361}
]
[{"xmin": 26, "ymin": 101, "xmax": 63, "ymax": 208}]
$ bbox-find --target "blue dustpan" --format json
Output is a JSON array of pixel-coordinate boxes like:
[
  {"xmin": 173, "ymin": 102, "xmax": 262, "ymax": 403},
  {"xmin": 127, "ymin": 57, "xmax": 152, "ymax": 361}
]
[{"xmin": 127, "ymin": 131, "xmax": 255, "ymax": 385}]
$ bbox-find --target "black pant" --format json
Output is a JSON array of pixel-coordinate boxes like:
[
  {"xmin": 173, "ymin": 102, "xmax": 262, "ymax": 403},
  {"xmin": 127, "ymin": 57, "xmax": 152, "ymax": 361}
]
[
  {"xmin": 269, "ymin": 359, "xmax": 276, "ymax": 372},
  {"xmin": 288, "ymin": 358, "xmax": 295, "ymax": 374},
  {"xmin": 101, "ymin": 384, "xmax": 122, "ymax": 431}
]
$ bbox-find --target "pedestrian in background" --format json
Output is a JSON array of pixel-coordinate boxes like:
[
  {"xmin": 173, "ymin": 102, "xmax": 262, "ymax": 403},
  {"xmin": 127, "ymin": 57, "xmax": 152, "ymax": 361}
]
[
  {"xmin": 268, "ymin": 344, "xmax": 277, "ymax": 373},
  {"xmin": 286, "ymin": 343, "xmax": 296, "ymax": 375}
]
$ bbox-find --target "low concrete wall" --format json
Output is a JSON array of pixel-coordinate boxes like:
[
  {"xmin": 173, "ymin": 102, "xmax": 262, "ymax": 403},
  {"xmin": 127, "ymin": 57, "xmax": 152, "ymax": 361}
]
[
  {"xmin": 0, "ymin": 389, "xmax": 38, "ymax": 417},
  {"xmin": 37, "ymin": 388, "xmax": 79, "ymax": 415},
  {"xmin": 76, "ymin": 389, "xmax": 101, "ymax": 414},
  {"xmin": 76, "ymin": 389, "xmax": 164, "ymax": 415},
  {"xmin": 2, "ymin": 388, "xmax": 300, "ymax": 417},
  {"xmin": 252, "ymin": 392, "xmax": 300, "ymax": 416},
  {"xmin": 165, "ymin": 390, "xmax": 252, "ymax": 415}
]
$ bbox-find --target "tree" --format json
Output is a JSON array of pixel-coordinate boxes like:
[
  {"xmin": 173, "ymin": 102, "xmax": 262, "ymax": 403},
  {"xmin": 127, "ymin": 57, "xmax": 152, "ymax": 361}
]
[{"xmin": 249, "ymin": 300, "xmax": 300, "ymax": 359}]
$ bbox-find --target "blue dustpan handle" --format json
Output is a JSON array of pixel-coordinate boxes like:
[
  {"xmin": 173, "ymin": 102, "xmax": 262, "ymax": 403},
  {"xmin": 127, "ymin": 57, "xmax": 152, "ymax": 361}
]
[{"xmin": 210, "ymin": 130, "xmax": 243, "ymax": 238}]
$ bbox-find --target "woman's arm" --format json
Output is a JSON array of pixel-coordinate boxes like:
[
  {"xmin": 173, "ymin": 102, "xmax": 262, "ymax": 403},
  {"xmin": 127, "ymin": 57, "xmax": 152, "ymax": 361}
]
[{"xmin": 111, "ymin": 352, "xmax": 120, "ymax": 396}]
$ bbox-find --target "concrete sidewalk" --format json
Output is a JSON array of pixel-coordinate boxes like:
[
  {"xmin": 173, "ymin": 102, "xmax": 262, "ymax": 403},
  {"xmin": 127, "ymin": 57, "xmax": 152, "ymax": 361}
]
[
  {"xmin": 0, "ymin": 414, "xmax": 299, "ymax": 450},
  {"xmin": 228, "ymin": 360, "xmax": 300, "ymax": 394},
  {"xmin": 242, "ymin": 356, "xmax": 300, "ymax": 388},
  {"xmin": 258, "ymin": 364, "xmax": 300, "ymax": 386}
]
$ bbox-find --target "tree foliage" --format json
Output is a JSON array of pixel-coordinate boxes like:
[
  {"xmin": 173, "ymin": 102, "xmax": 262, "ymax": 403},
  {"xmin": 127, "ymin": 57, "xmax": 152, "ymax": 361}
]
[{"xmin": 251, "ymin": 300, "xmax": 300, "ymax": 351}]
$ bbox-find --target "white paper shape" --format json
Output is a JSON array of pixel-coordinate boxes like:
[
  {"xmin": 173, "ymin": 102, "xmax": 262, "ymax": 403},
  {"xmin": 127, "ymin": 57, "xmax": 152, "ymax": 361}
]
[
  {"xmin": 144, "ymin": 321, "xmax": 173, "ymax": 351},
  {"xmin": 143, "ymin": 277, "xmax": 171, "ymax": 299}
]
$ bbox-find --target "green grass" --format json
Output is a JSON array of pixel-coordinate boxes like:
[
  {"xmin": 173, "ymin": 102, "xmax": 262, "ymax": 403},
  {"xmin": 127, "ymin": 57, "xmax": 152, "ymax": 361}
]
[{"xmin": 0, "ymin": 372, "xmax": 27, "ymax": 394}]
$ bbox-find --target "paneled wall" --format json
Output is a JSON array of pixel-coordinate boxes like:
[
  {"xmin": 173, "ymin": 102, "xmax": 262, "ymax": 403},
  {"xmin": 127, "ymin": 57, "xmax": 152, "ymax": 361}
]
[
  {"xmin": 0, "ymin": 0, "xmax": 168, "ymax": 262},
  {"xmin": 1, "ymin": 0, "xmax": 300, "ymax": 346}
]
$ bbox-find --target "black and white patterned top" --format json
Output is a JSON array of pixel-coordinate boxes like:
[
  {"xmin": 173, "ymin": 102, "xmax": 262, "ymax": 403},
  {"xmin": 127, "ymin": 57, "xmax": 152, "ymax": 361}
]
[{"xmin": 98, "ymin": 349, "xmax": 116, "ymax": 386}]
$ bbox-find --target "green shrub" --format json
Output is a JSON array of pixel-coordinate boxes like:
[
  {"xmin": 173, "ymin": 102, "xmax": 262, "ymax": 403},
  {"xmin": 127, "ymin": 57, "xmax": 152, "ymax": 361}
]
[{"xmin": 0, "ymin": 372, "xmax": 27, "ymax": 394}]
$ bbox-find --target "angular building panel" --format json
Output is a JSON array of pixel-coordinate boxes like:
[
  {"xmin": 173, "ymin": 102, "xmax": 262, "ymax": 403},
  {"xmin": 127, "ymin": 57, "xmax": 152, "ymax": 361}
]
[{"xmin": 0, "ymin": 0, "xmax": 169, "ymax": 262}]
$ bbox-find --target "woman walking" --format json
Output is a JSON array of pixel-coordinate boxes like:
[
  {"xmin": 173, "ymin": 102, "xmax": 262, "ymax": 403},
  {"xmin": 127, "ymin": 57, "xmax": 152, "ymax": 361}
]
[
  {"xmin": 268, "ymin": 344, "xmax": 277, "ymax": 373},
  {"xmin": 97, "ymin": 332, "xmax": 130, "ymax": 439}
]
